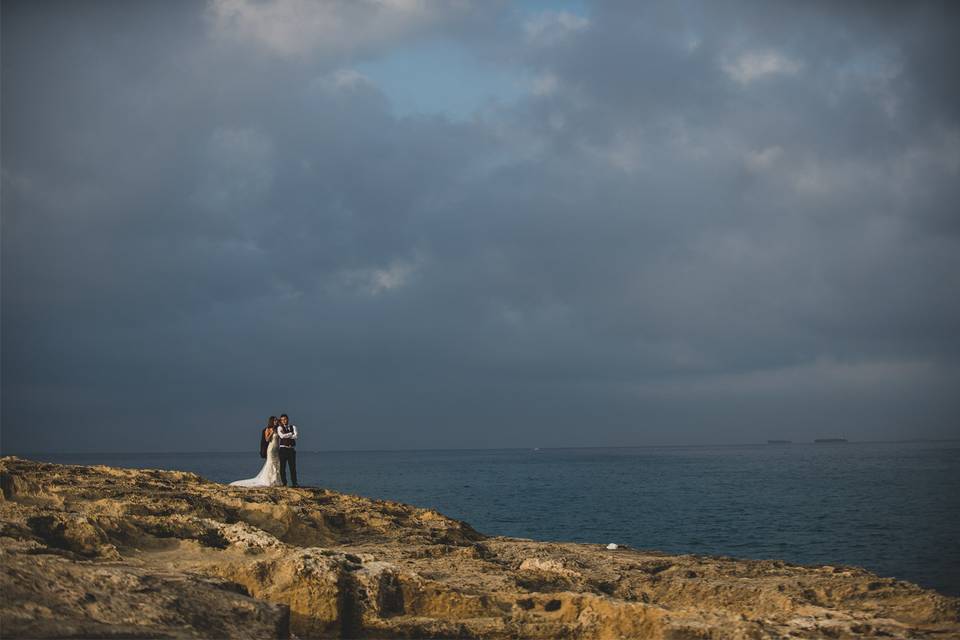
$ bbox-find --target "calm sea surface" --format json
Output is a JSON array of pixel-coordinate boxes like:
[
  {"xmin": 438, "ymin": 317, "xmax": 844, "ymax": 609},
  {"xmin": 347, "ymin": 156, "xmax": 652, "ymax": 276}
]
[{"xmin": 31, "ymin": 441, "xmax": 960, "ymax": 595}]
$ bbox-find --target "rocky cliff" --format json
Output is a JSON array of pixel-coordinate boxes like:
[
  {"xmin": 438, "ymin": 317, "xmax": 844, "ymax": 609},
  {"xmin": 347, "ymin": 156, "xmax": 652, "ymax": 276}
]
[{"xmin": 1, "ymin": 456, "xmax": 957, "ymax": 639}]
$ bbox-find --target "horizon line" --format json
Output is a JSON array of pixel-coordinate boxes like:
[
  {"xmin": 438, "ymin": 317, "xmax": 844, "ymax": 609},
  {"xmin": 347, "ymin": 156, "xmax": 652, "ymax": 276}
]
[{"xmin": 5, "ymin": 438, "xmax": 959, "ymax": 457}]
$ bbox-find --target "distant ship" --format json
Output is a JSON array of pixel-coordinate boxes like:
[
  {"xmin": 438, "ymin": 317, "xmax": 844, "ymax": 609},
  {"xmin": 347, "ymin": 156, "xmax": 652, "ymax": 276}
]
[
  {"xmin": 767, "ymin": 440, "xmax": 792, "ymax": 444},
  {"xmin": 814, "ymin": 438, "xmax": 848, "ymax": 443}
]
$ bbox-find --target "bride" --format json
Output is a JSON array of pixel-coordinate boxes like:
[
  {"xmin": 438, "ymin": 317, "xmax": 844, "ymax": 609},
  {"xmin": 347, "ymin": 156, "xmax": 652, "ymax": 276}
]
[{"xmin": 230, "ymin": 416, "xmax": 281, "ymax": 487}]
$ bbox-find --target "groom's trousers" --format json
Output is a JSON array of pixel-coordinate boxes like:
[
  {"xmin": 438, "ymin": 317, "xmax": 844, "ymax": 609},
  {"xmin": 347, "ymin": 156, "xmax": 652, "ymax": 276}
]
[{"xmin": 279, "ymin": 448, "xmax": 298, "ymax": 486}]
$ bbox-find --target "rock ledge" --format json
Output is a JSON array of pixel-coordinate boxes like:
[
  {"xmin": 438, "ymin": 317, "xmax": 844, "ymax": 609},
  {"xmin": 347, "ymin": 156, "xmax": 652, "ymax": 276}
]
[{"xmin": 1, "ymin": 456, "xmax": 957, "ymax": 638}]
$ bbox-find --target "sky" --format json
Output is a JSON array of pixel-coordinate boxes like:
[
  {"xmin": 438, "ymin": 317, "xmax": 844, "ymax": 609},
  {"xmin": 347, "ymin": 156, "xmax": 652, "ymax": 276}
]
[{"xmin": 2, "ymin": 0, "xmax": 959, "ymax": 453}]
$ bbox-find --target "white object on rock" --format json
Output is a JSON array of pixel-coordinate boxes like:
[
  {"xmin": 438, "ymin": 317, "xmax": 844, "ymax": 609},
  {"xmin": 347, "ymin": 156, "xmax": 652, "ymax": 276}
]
[{"xmin": 606, "ymin": 543, "xmax": 619, "ymax": 550}]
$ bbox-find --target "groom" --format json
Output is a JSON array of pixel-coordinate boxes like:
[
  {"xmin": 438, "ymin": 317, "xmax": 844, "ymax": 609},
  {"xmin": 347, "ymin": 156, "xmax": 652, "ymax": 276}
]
[{"xmin": 277, "ymin": 413, "xmax": 298, "ymax": 487}]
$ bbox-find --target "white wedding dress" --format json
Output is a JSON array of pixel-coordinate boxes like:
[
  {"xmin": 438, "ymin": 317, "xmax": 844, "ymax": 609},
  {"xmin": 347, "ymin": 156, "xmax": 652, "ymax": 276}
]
[{"xmin": 230, "ymin": 433, "xmax": 281, "ymax": 487}]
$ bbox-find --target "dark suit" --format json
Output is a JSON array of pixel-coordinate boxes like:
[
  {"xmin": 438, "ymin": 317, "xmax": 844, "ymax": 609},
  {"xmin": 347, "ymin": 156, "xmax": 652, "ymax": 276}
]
[{"xmin": 277, "ymin": 423, "xmax": 298, "ymax": 486}]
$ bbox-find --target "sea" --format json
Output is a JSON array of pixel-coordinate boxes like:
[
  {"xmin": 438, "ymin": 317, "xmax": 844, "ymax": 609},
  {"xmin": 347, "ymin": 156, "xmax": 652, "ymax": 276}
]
[{"xmin": 28, "ymin": 440, "xmax": 960, "ymax": 596}]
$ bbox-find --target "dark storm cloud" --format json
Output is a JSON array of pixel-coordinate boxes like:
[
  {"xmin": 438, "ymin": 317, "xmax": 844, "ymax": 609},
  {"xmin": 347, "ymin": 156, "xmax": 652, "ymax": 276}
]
[{"xmin": 2, "ymin": 1, "xmax": 958, "ymax": 453}]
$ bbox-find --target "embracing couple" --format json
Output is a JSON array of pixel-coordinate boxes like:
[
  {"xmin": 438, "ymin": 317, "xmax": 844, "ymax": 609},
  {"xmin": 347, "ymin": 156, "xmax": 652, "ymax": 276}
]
[{"xmin": 230, "ymin": 414, "xmax": 300, "ymax": 488}]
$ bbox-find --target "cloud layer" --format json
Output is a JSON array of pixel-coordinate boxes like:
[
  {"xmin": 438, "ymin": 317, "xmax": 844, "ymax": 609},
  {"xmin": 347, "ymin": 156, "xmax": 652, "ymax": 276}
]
[{"xmin": 2, "ymin": 1, "xmax": 958, "ymax": 452}]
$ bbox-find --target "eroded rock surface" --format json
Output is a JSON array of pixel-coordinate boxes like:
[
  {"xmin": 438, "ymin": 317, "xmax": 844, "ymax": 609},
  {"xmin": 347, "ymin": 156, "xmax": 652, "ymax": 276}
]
[{"xmin": 1, "ymin": 456, "xmax": 957, "ymax": 639}]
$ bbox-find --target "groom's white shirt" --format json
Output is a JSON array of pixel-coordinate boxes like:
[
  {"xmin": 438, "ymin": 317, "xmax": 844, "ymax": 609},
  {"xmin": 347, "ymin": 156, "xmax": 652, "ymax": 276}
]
[{"xmin": 278, "ymin": 424, "xmax": 298, "ymax": 448}]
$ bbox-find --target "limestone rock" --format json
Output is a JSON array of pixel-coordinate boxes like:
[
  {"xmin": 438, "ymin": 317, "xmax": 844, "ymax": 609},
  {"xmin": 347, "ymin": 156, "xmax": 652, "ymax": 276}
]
[{"xmin": 1, "ymin": 456, "xmax": 957, "ymax": 639}]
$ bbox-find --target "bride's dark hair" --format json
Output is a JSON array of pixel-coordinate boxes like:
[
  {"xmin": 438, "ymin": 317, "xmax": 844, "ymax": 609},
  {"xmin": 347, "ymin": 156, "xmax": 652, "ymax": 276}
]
[{"xmin": 266, "ymin": 416, "xmax": 277, "ymax": 429}]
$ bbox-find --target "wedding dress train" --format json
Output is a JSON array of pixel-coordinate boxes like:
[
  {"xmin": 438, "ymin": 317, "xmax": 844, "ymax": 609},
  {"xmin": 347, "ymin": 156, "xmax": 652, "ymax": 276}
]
[{"xmin": 230, "ymin": 433, "xmax": 281, "ymax": 487}]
